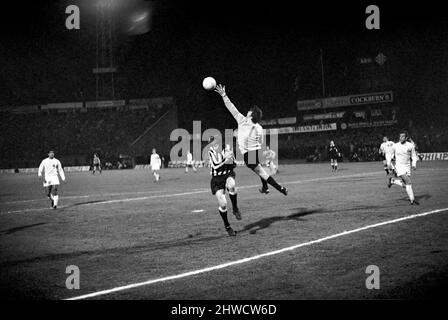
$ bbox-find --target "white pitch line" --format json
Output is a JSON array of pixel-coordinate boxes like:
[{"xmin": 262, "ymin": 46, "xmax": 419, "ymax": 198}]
[
  {"xmin": 0, "ymin": 190, "xmax": 168, "ymax": 205},
  {"xmin": 1, "ymin": 171, "xmax": 382, "ymax": 215},
  {"xmin": 65, "ymin": 207, "xmax": 448, "ymax": 300},
  {"xmin": 0, "ymin": 195, "xmax": 90, "ymax": 205},
  {"xmin": 1, "ymin": 166, "xmax": 446, "ymax": 206},
  {"xmin": 237, "ymin": 170, "xmax": 381, "ymax": 190},
  {"xmin": 4, "ymin": 165, "xmax": 444, "ymax": 209},
  {"xmin": 1, "ymin": 190, "xmax": 209, "ymax": 214}
]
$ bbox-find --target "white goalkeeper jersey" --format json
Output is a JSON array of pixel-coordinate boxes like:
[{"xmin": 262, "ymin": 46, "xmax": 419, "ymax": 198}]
[
  {"xmin": 38, "ymin": 157, "xmax": 65, "ymax": 182},
  {"xmin": 222, "ymin": 96, "xmax": 263, "ymax": 155}
]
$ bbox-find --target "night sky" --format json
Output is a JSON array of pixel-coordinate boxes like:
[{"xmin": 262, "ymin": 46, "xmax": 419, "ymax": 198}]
[{"xmin": 1, "ymin": 1, "xmax": 447, "ymax": 129}]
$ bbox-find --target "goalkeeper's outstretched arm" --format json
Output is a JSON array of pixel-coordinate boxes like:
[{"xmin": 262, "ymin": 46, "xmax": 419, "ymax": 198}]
[{"xmin": 214, "ymin": 84, "xmax": 244, "ymax": 123}]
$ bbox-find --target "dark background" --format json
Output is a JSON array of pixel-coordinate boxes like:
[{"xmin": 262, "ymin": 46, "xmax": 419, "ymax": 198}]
[{"xmin": 0, "ymin": 1, "xmax": 447, "ymax": 130}]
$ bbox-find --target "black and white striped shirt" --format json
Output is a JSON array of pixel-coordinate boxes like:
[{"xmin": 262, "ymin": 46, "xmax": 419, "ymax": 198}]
[{"xmin": 209, "ymin": 147, "xmax": 234, "ymax": 177}]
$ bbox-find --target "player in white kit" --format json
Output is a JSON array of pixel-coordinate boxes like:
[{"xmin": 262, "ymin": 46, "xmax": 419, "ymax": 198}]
[
  {"xmin": 263, "ymin": 145, "xmax": 278, "ymax": 175},
  {"xmin": 38, "ymin": 151, "xmax": 66, "ymax": 209},
  {"xmin": 214, "ymin": 84, "xmax": 287, "ymax": 196},
  {"xmin": 150, "ymin": 148, "xmax": 162, "ymax": 182},
  {"xmin": 387, "ymin": 131, "xmax": 419, "ymax": 205},
  {"xmin": 185, "ymin": 151, "xmax": 197, "ymax": 173},
  {"xmin": 379, "ymin": 136, "xmax": 394, "ymax": 175}
]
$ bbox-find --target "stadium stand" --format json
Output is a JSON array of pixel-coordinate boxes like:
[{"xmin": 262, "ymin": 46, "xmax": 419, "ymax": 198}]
[
  {"xmin": 277, "ymin": 123, "xmax": 448, "ymax": 161},
  {"xmin": 1, "ymin": 96, "xmax": 447, "ymax": 168},
  {"xmin": 0, "ymin": 102, "xmax": 175, "ymax": 169}
]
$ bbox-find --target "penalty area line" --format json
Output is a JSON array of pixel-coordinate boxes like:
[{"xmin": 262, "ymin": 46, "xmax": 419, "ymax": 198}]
[{"xmin": 65, "ymin": 207, "xmax": 448, "ymax": 300}]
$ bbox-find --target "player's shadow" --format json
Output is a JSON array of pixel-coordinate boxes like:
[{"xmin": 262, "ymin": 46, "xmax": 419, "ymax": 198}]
[
  {"xmin": 400, "ymin": 193, "xmax": 431, "ymax": 203},
  {"xmin": 241, "ymin": 208, "xmax": 322, "ymax": 235},
  {"xmin": 61, "ymin": 200, "xmax": 109, "ymax": 209},
  {"xmin": 0, "ymin": 222, "xmax": 46, "ymax": 236},
  {"xmin": 0, "ymin": 233, "xmax": 231, "ymax": 268},
  {"xmin": 0, "ymin": 193, "xmax": 15, "ymax": 197}
]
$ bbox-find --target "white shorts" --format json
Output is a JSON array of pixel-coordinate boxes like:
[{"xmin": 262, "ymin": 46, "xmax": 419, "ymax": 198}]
[
  {"xmin": 151, "ymin": 166, "xmax": 160, "ymax": 171},
  {"xmin": 395, "ymin": 164, "xmax": 411, "ymax": 177},
  {"xmin": 385, "ymin": 153, "xmax": 393, "ymax": 164},
  {"xmin": 43, "ymin": 176, "xmax": 60, "ymax": 187}
]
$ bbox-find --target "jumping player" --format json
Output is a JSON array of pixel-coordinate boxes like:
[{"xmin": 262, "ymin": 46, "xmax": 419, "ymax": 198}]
[
  {"xmin": 38, "ymin": 150, "xmax": 66, "ymax": 209},
  {"xmin": 150, "ymin": 148, "xmax": 162, "ymax": 182},
  {"xmin": 185, "ymin": 151, "xmax": 197, "ymax": 173},
  {"xmin": 379, "ymin": 136, "xmax": 394, "ymax": 175},
  {"xmin": 209, "ymin": 136, "xmax": 241, "ymax": 236},
  {"xmin": 92, "ymin": 153, "xmax": 102, "ymax": 175},
  {"xmin": 214, "ymin": 84, "xmax": 287, "ymax": 196},
  {"xmin": 328, "ymin": 140, "xmax": 339, "ymax": 171},
  {"xmin": 387, "ymin": 131, "xmax": 419, "ymax": 205}
]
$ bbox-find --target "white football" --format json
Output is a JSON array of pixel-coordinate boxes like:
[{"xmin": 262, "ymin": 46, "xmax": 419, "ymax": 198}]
[{"xmin": 202, "ymin": 77, "xmax": 216, "ymax": 91}]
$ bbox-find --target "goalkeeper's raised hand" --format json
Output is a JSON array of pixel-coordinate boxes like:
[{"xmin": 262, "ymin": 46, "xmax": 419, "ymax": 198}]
[{"xmin": 214, "ymin": 84, "xmax": 226, "ymax": 97}]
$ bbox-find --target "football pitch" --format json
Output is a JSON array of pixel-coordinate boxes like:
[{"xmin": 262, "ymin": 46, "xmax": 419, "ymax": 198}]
[{"xmin": 0, "ymin": 161, "xmax": 447, "ymax": 300}]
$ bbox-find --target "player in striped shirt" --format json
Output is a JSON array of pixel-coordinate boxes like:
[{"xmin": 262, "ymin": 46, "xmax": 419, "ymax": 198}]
[
  {"xmin": 214, "ymin": 84, "xmax": 287, "ymax": 196},
  {"xmin": 208, "ymin": 136, "xmax": 241, "ymax": 236}
]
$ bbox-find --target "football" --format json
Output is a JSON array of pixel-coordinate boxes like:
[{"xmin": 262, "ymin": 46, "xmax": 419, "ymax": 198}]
[{"xmin": 202, "ymin": 77, "xmax": 216, "ymax": 90}]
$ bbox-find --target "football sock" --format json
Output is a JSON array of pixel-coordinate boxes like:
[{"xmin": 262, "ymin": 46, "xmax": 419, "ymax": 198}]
[
  {"xmin": 405, "ymin": 185, "xmax": 415, "ymax": 202},
  {"xmin": 53, "ymin": 195, "xmax": 59, "ymax": 206},
  {"xmin": 393, "ymin": 179, "xmax": 404, "ymax": 187},
  {"xmin": 229, "ymin": 192, "xmax": 238, "ymax": 210},
  {"xmin": 261, "ymin": 177, "xmax": 268, "ymax": 190},
  {"xmin": 219, "ymin": 207, "xmax": 230, "ymax": 228},
  {"xmin": 267, "ymin": 176, "xmax": 283, "ymax": 192}
]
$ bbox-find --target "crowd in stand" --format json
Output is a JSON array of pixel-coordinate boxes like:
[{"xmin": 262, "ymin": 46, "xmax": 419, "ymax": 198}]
[
  {"xmin": 0, "ymin": 108, "xmax": 162, "ymax": 168},
  {"xmin": 1, "ymin": 106, "xmax": 447, "ymax": 169},
  {"xmin": 278, "ymin": 123, "xmax": 448, "ymax": 161}
]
